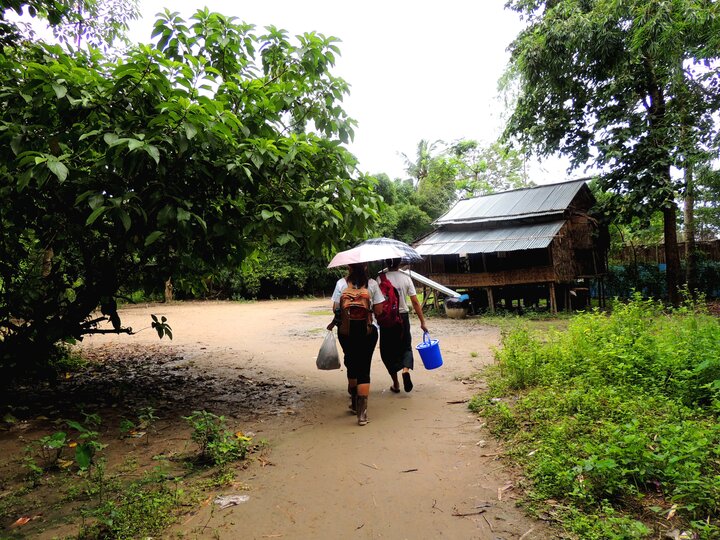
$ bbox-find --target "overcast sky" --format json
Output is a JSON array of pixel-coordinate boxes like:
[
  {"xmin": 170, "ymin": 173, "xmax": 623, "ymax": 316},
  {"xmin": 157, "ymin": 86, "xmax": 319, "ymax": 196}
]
[{"xmin": 126, "ymin": 1, "xmax": 577, "ymax": 182}]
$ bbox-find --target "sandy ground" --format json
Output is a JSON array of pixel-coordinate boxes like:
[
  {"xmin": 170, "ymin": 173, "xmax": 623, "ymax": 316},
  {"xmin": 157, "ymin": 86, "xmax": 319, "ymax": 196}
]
[{"xmin": 76, "ymin": 299, "xmax": 555, "ymax": 540}]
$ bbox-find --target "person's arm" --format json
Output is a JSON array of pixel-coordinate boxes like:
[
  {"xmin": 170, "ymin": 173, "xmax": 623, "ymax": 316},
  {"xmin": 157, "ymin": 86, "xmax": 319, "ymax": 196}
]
[
  {"xmin": 409, "ymin": 294, "xmax": 429, "ymax": 334},
  {"xmin": 327, "ymin": 301, "xmax": 341, "ymax": 330},
  {"xmin": 370, "ymin": 279, "xmax": 385, "ymax": 319},
  {"xmin": 328, "ymin": 279, "xmax": 344, "ymax": 330}
]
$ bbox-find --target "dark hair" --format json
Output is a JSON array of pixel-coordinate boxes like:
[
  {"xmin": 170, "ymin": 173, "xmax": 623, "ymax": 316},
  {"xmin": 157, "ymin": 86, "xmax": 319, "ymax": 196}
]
[
  {"xmin": 384, "ymin": 258, "xmax": 401, "ymax": 270},
  {"xmin": 346, "ymin": 263, "xmax": 369, "ymax": 288}
]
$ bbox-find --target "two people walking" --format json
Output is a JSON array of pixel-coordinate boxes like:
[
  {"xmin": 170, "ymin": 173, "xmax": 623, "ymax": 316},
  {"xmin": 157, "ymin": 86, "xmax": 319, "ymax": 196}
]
[{"xmin": 327, "ymin": 259, "xmax": 428, "ymax": 426}]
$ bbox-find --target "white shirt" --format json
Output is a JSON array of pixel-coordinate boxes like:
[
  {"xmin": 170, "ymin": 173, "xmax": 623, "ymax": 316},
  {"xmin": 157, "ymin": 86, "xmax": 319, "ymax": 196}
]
[{"xmin": 381, "ymin": 270, "xmax": 416, "ymax": 313}]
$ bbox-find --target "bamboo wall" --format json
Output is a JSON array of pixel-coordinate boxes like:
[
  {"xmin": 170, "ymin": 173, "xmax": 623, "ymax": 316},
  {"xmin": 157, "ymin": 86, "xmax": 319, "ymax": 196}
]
[{"xmin": 613, "ymin": 240, "xmax": 720, "ymax": 265}]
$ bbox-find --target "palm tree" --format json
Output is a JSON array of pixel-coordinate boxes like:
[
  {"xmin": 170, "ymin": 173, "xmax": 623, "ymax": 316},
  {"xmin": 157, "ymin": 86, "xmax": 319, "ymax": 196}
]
[{"xmin": 401, "ymin": 139, "xmax": 442, "ymax": 186}]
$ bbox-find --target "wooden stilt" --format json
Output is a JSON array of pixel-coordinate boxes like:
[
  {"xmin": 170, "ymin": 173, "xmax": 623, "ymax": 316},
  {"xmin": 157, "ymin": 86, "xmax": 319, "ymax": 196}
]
[
  {"xmin": 487, "ymin": 287, "xmax": 495, "ymax": 314},
  {"xmin": 549, "ymin": 282, "xmax": 557, "ymax": 315}
]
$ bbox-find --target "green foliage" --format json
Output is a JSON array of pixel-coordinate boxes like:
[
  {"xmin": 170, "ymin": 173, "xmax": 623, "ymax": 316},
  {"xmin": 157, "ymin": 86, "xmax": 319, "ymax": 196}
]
[
  {"xmin": 1, "ymin": 0, "xmax": 141, "ymax": 51},
  {"xmin": 78, "ymin": 469, "xmax": 184, "ymax": 540},
  {"xmin": 694, "ymin": 164, "xmax": 720, "ymax": 239},
  {"xmin": 366, "ymin": 138, "xmax": 534, "ymax": 246},
  {"xmin": 606, "ymin": 264, "xmax": 667, "ymax": 300},
  {"xmin": 150, "ymin": 314, "xmax": 172, "ymax": 340},
  {"xmin": 0, "ymin": 9, "xmax": 383, "ymax": 378},
  {"xmin": 120, "ymin": 406, "xmax": 158, "ymax": 445},
  {"xmin": 450, "ymin": 140, "xmax": 531, "ymax": 198},
  {"xmin": 223, "ymin": 245, "xmax": 337, "ymax": 299},
  {"xmin": 24, "ymin": 412, "xmax": 106, "ymax": 475},
  {"xmin": 66, "ymin": 412, "xmax": 106, "ymax": 471},
  {"xmin": 370, "ymin": 174, "xmax": 434, "ymax": 242},
  {"xmin": 48, "ymin": 343, "xmax": 87, "ymax": 373},
  {"xmin": 184, "ymin": 410, "xmax": 252, "ymax": 466},
  {"xmin": 504, "ymin": 0, "xmax": 720, "ymax": 304},
  {"xmin": 606, "ymin": 261, "xmax": 720, "ymax": 300},
  {"xmin": 494, "ymin": 326, "xmax": 547, "ymax": 389},
  {"xmin": 25, "ymin": 430, "xmax": 68, "ymax": 476},
  {"xmin": 474, "ymin": 295, "xmax": 720, "ymax": 537}
]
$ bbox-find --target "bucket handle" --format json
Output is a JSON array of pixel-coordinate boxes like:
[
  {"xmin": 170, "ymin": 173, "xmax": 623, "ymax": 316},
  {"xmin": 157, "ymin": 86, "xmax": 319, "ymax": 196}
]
[{"xmin": 422, "ymin": 331, "xmax": 431, "ymax": 345}]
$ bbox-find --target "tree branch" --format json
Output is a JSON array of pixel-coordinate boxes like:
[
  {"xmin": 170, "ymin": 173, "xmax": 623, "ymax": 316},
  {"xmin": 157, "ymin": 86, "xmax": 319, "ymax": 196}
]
[{"xmin": 82, "ymin": 327, "xmax": 134, "ymax": 335}]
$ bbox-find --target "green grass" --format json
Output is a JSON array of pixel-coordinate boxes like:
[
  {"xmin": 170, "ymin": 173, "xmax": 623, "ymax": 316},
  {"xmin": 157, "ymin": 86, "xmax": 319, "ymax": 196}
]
[
  {"xmin": 471, "ymin": 294, "xmax": 720, "ymax": 539},
  {"xmin": 3, "ymin": 410, "xmax": 258, "ymax": 539}
]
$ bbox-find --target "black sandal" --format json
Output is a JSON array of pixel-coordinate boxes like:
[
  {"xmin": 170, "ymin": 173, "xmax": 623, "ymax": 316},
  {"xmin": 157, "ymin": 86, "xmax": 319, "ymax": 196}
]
[
  {"xmin": 402, "ymin": 372, "xmax": 413, "ymax": 393},
  {"xmin": 390, "ymin": 385, "xmax": 400, "ymax": 393}
]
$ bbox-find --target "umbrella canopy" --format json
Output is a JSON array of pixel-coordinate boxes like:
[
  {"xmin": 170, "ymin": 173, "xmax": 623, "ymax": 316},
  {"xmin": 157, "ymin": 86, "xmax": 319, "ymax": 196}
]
[
  {"xmin": 327, "ymin": 243, "xmax": 407, "ymax": 268},
  {"xmin": 356, "ymin": 237, "xmax": 423, "ymax": 265}
]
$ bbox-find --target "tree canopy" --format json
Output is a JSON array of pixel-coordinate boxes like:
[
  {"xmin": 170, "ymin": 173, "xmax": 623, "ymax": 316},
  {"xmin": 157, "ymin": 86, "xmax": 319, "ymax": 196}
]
[
  {"xmin": 0, "ymin": 8, "xmax": 382, "ymax": 377},
  {"xmin": 504, "ymin": 0, "xmax": 720, "ymax": 304}
]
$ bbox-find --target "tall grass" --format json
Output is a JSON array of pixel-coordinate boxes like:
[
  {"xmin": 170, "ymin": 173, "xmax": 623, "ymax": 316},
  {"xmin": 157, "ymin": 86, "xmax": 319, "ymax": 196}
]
[{"xmin": 472, "ymin": 295, "xmax": 720, "ymax": 539}]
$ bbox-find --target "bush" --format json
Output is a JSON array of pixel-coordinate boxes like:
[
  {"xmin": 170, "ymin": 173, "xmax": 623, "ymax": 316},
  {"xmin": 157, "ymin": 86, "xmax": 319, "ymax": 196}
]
[
  {"xmin": 606, "ymin": 261, "xmax": 720, "ymax": 300},
  {"xmin": 474, "ymin": 295, "xmax": 720, "ymax": 538}
]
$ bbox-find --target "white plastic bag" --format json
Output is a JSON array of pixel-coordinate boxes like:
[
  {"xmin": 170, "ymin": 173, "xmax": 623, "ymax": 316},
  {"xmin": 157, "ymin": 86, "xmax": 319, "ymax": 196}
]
[{"xmin": 316, "ymin": 330, "xmax": 340, "ymax": 370}]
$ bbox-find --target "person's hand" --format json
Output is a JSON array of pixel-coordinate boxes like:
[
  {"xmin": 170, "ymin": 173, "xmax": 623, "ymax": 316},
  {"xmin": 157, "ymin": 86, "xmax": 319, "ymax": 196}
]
[
  {"xmin": 420, "ymin": 323, "xmax": 429, "ymax": 334},
  {"xmin": 327, "ymin": 321, "xmax": 336, "ymax": 331}
]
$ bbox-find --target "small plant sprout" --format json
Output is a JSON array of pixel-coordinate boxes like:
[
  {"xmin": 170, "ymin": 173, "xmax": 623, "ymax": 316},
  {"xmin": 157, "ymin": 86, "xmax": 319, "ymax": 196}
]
[
  {"xmin": 137, "ymin": 406, "xmax": 159, "ymax": 445},
  {"xmin": 183, "ymin": 410, "xmax": 253, "ymax": 466},
  {"xmin": 66, "ymin": 412, "xmax": 106, "ymax": 472}
]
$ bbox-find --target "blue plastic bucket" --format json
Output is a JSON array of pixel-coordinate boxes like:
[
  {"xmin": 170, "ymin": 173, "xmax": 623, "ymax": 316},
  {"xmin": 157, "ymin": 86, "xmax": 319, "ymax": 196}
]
[{"xmin": 416, "ymin": 332, "xmax": 443, "ymax": 370}]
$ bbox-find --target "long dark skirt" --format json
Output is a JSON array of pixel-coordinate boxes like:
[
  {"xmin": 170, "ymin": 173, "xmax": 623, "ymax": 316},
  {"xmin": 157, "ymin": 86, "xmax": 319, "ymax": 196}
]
[
  {"xmin": 337, "ymin": 320, "xmax": 378, "ymax": 385},
  {"xmin": 379, "ymin": 312, "xmax": 413, "ymax": 375}
]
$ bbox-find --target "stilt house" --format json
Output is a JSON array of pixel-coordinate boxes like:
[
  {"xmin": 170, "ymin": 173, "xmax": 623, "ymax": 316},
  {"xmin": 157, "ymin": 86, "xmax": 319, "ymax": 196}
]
[{"xmin": 412, "ymin": 179, "xmax": 609, "ymax": 313}]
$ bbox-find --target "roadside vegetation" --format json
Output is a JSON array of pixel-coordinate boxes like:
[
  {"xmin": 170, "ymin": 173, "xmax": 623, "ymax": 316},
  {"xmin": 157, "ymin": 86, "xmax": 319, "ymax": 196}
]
[
  {"xmin": 1, "ymin": 405, "xmax": 259, "ymax": 539},
  {"xmin": 471, "ymin": 295, "xmax": 720, "ymax": 539}
]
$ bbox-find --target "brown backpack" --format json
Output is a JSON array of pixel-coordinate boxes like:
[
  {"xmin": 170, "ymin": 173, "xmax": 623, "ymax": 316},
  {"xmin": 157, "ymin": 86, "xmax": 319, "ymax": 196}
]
[{"xmin": 338, "ymin": 281, "xmax": 372, "ymax": 336}]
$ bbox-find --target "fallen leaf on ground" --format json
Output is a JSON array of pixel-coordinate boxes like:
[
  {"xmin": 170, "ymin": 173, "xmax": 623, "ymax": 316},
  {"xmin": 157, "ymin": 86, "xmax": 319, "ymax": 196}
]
[
  {"xmin": 10, "ymin": 515, "xmax": 41, "ymax": 528},
  {"xmin": 214, "ymin": 494, "xmax": 250, "ymax": 509},
  {"xmin": 498, "ymin": 482, "xmax": 513, "ymax": 501}
]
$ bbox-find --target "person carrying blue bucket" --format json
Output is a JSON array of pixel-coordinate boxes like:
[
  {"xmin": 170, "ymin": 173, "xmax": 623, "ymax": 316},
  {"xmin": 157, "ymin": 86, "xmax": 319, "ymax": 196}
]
[{"xmin": 377, "ymin": 258, "xmax": 429, "ymax": 393}]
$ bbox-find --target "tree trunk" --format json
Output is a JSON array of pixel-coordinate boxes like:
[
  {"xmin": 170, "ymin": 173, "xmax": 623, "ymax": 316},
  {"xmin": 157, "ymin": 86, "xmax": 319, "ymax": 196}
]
[
  {"xmin": 684, "ymin": 164, "xmax": 697, "ymax": 294},
  {"xmin": 662, "ymin": 203, "xmax": 681, "ymax": 306},
  {"xmin": 165, "ymin": 277, "xmax": 174, "ymax": 303}
]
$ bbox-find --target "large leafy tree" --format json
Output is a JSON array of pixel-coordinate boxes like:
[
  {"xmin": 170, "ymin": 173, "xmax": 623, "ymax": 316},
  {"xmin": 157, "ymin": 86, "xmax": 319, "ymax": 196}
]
[
  {"xmin": 0, "ymin": 9, "xmax": 382, "ymax": 377},
  {"xmin": 504, "ymin": 0, "xmax": 720, "ymax": 304},
  {"xmin": 451, "ymin": 139, "xmax": 531, "ymax": 197},
  {"xmin": 372, "ymin": 173, "xmax": 433, "ymax": 243},
  {"xmin": 1, "ymin": 0, "xmax": 138, "ymax": 49},
  {"xmin": 694, "ymin": 164, "xmax": 720, "ymax": 240}
]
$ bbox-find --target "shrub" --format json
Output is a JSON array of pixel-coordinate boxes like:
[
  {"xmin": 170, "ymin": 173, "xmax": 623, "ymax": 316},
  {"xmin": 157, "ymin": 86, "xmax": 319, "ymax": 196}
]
[{"xmin": 474, "ymin": 295, "xmax": 720, "ymax": 538}]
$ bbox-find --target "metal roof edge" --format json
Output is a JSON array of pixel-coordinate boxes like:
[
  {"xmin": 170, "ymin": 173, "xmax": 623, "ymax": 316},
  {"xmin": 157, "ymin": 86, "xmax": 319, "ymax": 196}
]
[
  {"xmin": 436, "ymin": 210, "xmax": 566, "ymax": 226},
  {"xmin": 447, "ymin": 178, "xmax": 590, "ymax": 204}
]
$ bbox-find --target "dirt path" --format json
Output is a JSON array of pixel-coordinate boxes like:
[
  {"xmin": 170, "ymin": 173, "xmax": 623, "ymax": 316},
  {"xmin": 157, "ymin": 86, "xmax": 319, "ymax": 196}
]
[{"xmin": 80, "ymin": 299, "xmax": 552, "ymax": 539}]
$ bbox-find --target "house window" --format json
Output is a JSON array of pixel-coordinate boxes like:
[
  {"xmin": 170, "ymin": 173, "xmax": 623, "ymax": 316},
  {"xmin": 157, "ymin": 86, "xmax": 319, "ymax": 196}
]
[{"xmin": 497, "ymin": 251, "xmax": 507, "ymax": 258}]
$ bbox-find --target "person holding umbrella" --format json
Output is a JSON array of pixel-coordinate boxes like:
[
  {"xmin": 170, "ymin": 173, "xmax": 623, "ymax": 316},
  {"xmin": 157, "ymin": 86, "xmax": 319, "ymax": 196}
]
[
  {"xmin": 326, "ymin": 262, "xmax": 385, "ymax": 426},
  {"xmin": 378, "ymin": 258, "xmax": 429, "ymax": 393}
]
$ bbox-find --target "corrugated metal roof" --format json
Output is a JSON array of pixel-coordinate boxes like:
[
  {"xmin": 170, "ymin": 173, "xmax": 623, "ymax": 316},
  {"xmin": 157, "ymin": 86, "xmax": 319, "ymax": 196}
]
[
  {"xmin": 414, "ymin": 221, "xmax": 565, "ymax": 255},
  {"xmin": 435, "ymin": 179, "xmax": 588, "ymax": 225}
]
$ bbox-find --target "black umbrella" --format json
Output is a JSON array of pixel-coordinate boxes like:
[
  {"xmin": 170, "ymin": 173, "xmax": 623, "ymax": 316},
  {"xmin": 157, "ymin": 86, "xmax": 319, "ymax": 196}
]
[{"xmin": 356, "ymin": 237, "xmax": 423, "ymax": 265}]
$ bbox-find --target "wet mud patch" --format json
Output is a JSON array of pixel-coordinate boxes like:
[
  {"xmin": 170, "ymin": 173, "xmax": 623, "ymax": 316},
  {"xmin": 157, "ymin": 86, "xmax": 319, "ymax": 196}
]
[
  {"xmin": 1, "ymin": 344, "xmax": 302, "ymax": 427},
  {"xmin": 0, "ymin": 343, "xmax": 296, "ymax": 539}
]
